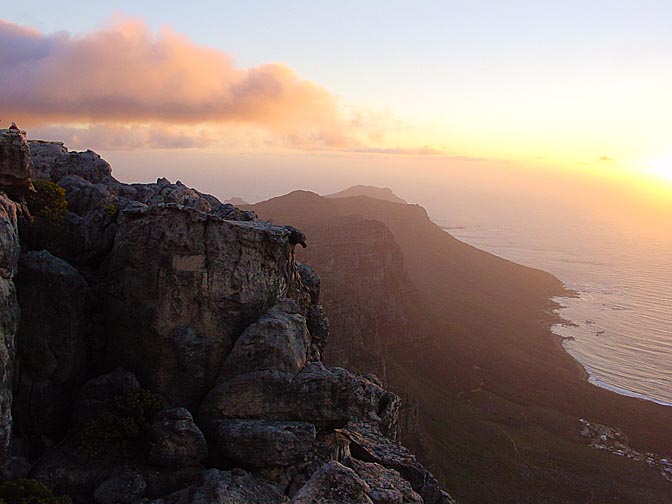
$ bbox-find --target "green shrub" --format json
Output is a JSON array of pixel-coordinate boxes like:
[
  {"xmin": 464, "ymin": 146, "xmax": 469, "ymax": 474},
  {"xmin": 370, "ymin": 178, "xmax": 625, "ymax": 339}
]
[
  {"xmin": 27, "ymin": 180, "xmax": 68, "ymax": 223},
  {"xmin": 77, "ymin": 388, "xmax": 167, "ymax": 459},
  {"xmin": 0, "ymin": 478, "xmax": 73, "ymax": 504},
  {"xmin": 103, "ymin": 203, "xmax": 118, "ymax": 217}
]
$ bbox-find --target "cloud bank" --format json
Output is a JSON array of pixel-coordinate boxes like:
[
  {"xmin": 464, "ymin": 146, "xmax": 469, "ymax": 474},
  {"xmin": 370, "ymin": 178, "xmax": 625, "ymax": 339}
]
[{"xmin": 0, "ymin": 19, "xmax": 352, "ymax": 148}]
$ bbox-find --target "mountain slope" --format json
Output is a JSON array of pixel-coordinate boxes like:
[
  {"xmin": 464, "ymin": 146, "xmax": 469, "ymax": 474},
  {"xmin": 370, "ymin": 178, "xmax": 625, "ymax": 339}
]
[{"xmin": 249, "ymin": 190, "xmax": 672, "ymax": 503}]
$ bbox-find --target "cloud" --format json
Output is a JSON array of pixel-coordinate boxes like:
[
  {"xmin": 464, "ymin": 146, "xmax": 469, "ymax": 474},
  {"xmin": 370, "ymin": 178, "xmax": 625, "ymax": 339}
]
[
  {"xmin": 0, "ymin": 18, "xmax": 351, "ymax": 148},
  {"xmin": 28, "ymin": 124, "xmax": 219, "ymax": 150}
]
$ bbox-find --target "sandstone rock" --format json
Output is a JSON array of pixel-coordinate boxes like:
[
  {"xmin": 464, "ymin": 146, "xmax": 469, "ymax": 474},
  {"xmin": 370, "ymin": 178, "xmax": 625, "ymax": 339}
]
[
  {"xmin": 220, "ymin": 301, "xmax": 311, "ymax": 378},
  {"xmin": 200, "ymin": 362, "xmax": 399, "ymax": 434},
  {"xmin": 0, "ymin": 194, "xmax": 21, "ymax": 466},
  {"xmin": 145, "ymin": 468, "xmax": 288, "ymax": 504},
  {"xmin": 0, "ymin": 128, "xmax": 34, "ymax": 196},
  {"xmin": 148, "ymin": 408, "xmax": 208, "ymax": 467},
  {"xmin": 94, "ymin": 471, "xmax": 147, "ymax": 504},
  {"xmin": 289, "ymin": 461, "xmax": 374, "ymax": 504},
  {"xmin": 208, "ymin": 419, "xmax": 316, "ymax": 468},
  {"xmin": 103, "ymin": 204, "xmax": 308, "ymax": 407}
]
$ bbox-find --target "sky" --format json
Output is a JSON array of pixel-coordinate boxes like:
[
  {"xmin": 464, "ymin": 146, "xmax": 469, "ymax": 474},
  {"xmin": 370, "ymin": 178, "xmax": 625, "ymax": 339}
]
[{"xmin": 1, "ymin": 1, "xmax": 671, "ymax": 219}]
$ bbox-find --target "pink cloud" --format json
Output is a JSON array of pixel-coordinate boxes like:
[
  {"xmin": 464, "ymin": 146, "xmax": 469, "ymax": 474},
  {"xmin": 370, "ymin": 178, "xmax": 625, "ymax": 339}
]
[{"xmin": 0, "ymin": 19, "xmax": 349, "ymax": 147}]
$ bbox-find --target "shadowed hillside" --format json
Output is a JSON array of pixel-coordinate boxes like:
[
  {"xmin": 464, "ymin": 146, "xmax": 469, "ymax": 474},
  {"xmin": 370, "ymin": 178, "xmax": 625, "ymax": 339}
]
[{"xmin": 249, "ymin": 189, "xmax": 672, "ymax": 503}]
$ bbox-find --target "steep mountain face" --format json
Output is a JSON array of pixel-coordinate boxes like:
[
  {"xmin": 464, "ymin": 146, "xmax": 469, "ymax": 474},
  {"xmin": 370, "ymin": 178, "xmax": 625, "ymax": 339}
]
[
  {"xmin": 250, "ymin": 191, "xmax": 672, "ymax": 503},
  {"xmin": 0, "ymin": 132, "xmax": 454, "ymax": 504}
]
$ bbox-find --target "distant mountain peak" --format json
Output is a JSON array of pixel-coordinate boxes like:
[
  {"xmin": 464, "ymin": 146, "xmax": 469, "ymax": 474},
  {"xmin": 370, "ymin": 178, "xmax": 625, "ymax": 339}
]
[
  {"xmin": 325, "ymin": 185, "xmax": 407, "ymax": 204},
  {"xmin": 225, "ymin": 197, "xmax": 250, "ymax": 206}
]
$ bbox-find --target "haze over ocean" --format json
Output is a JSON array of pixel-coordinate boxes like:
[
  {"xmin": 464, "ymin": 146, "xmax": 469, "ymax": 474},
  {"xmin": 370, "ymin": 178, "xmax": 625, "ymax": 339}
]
[{"xmin": 443, "ymin": 203, "xmax": 672, "ymax": 405}]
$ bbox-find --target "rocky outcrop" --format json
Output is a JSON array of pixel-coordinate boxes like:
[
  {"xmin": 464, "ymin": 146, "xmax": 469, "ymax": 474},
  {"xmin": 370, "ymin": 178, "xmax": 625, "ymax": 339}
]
[
  {"xmin": 0, "ymin": 193, "xmax": 21, "ymax": 469},
  {"xmin": 0, "ymin": 138, "xmax": 454, "ymax": 504},
  {"xmin": 102, "ymin": 204, "xmax": 308, "ymax": 407},
  {"xmin": 0, "ymin": 129, "xmax": 34, "ymax": 196}
]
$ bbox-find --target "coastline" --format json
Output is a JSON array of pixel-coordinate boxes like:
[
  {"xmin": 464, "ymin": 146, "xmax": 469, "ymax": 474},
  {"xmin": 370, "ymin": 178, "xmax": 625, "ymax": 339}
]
[{"xmin": 551, "ymin": 291, "xmax": 672, "ymax": 408}]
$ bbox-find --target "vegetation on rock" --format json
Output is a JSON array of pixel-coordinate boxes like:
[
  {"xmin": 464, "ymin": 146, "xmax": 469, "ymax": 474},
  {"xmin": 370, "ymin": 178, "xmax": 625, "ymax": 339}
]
[
  {"xmin": 78, "ymin": 388, "xmax": 167, "ymax": 459},
  {"xmin": 0, "ymin": 478, "xmax": 73, "ymax": 504},
  {"xmin": 26, "ymin": 180, "xmax": 68, "ymax": 223}
]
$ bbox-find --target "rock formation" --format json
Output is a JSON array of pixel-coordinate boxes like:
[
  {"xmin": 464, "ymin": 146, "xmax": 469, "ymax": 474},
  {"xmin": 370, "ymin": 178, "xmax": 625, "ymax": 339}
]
[{"xmin": 0, "ymin": 130, "xmax": 455, "ymax": 503}]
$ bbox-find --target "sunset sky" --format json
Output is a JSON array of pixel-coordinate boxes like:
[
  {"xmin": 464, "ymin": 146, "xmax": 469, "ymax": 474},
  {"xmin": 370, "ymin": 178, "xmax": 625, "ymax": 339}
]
[{"xmin": 2, "ymin": 1, "xmax": 671, "ymax": 215}]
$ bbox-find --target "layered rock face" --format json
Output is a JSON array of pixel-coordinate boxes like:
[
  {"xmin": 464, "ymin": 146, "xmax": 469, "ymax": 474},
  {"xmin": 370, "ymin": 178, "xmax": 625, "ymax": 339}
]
[{"xmin": 0, "ymin": 134, "xmax": 454, "ymax": 503}]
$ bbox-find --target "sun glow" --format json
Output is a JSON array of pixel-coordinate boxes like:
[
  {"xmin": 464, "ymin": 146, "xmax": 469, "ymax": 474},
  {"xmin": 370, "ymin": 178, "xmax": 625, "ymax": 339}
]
[{"xmin": 647, "ymin": 154, "xmax": 672, "ymax": 182}]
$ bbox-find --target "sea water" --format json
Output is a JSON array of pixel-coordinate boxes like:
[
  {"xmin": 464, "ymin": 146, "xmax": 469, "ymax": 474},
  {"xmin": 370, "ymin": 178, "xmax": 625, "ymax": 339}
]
[{"xmin": 437, "ymin": 211, "xmax": 672, "ymax": 406}]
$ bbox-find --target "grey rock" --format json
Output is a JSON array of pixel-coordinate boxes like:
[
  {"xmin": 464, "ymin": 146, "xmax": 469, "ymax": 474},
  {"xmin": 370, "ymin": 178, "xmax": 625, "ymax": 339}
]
[
  {"xmin": 220, "ymin": 301, "xmax": 311, "ymax": 378},
  {"xmin": 297, "ymin": 264, "xmax": 320, "ymax": 304},
  {"xmin": 284, "ymin": 225, "xmax": 307, "ymax": 248},
  {"xmin": 200, "ymin": 362, "xmax": 399, "ymax": 434},
  {"xmin": 307, "ymin": 304, "xmax": 329, "ymax": 359},
  {"xmin": 94, "ymin": 471, "xmax": 147, "ymax": 504},
  {"xmin": 148, "ymin": 408, "xmax": 208, "ymax": 467},
  {"xmin": 103, "ymin": 204, "xmax": 308, "ymax": 407},
  {"xmin": 52, "ymin": 150, "xmax": 114, "ymax": 184},
  {"xmin": 289, "ymin": 461, "xmax": 374, "ymax": 504},
  {"xmin": 27, "ymin": 140, "xmax": 68, "ymax": 180},
  {"xmin": 347, "ymin": 458, "xmax": 423, "ymax": 504},
  {"xmin": 0, "ymin": 194, "xmax": 21, "ymax": 465},
  {"xmin": 344, "ymin": 422, "xmax": 452, "ymax": 504},
  {"xmin": 208, "ymin": 419, "xmax": 316, "ymax": 468},
  {"xmin": 0, "ymin": 128, "xmax": 34, "ymax": 196},
  {"xmin": 146, "ymin": 468, "xmax": 288, "ymax": 504}
]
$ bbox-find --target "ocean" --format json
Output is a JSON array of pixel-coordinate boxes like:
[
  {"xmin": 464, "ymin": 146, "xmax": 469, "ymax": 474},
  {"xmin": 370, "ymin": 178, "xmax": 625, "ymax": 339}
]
[{"xmin": 436, "ymin": 210, "xmax": 672, "ymax": 406}]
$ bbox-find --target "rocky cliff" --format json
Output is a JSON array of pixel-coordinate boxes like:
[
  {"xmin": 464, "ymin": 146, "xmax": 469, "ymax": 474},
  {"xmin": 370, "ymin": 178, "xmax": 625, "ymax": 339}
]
[{"xmin": 0, "ymin": 131, "xmax": 455, "ymax": 503}]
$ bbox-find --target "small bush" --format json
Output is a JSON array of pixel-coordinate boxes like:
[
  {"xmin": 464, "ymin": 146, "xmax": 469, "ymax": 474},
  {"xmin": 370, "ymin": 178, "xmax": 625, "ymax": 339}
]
[
  {"xmin": 27, "ymin": 180, "xmax": 68, "ymax": 223},
  {"xmin": 77, "ymin": 388, "xmax": 167, "ymax": 459},
  {"xmin": 0, "ymin": 478, "xmax": 73, "ymax": 504},
  {"xmin": 103, "ymin": 203, "xmax": 118, "ymax": 217}
]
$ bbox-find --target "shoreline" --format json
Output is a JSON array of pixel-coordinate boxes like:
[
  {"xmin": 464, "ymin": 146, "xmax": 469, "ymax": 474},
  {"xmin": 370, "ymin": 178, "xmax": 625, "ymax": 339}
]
[{"xmin": 550, "ymin": 291, "xmax": 672, "ymax": 408}]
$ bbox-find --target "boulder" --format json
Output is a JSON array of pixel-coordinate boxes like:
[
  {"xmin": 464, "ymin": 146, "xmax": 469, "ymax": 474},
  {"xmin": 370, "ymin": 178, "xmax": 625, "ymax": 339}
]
[
  {"xmin": 200, "ymin": 362, "xmax": 399, "ymax": 434},
  {"xmin": 207, "ymin": 419, "xmax": 316, "ymax": 468},
  {"xmin": 145, "ymin": 468, "xmax": 288, "ymax": 504},
  {"xmin": 220, "ymin": 300, "xmax": 311, "ymax": 378},
  {"xmin": 148, "ymin": 408, "xmax": 208, "ymax": 468},
  {"xmin": 289, "ymin": 461, "xmax": 374, "ymax": 504}
]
